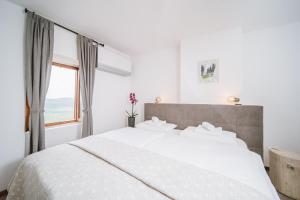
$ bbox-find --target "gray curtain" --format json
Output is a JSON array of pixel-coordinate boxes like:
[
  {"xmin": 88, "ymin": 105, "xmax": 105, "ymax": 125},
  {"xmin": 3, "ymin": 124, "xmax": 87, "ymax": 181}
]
[
  {"xmin": 77, "ymin": 35, "xmax": 98, "ymax": 138},
  {"xmin": 25, "ymin": 12, "xmax": 54, "ymax": 153}
]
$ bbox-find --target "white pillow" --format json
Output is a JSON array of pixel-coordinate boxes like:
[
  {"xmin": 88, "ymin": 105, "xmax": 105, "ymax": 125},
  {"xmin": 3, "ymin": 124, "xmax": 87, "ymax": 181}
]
[
  {"xmin": 152, "ymin": 116, "xmax": 159, "ymax": 122},
  {"xmin": 222, "ymin": 130, "xmax": 237, "ymax": 139},
  {"xmin": 179, "ymin": 126, "xmax": 197, "ymax": 135},
  {"xmin": 146, "ymin": 120, "xmax": 166, "ymax": 126},
  {"xmin": 148, "ymin": 116, "xmax": 167, "ymax": 126},
  {"xmin": 183, "ymin": 126, "xmax": 236, "ymax": 138},
  {"xmin": 236, "ymin": 138, "xmax": 248, "ymax": 149},
  {"xmin": 195, "ymin": 124, "xmax": 222, "ymax": 136},
  {"xmin": 181, "ymin": 126, "xmax": 238, "ymax": 145},
  {"xmin": 201, "ymin": 121, "xmax": 216, "ymax": 131},
  {"xmin": 136, "ymin": 121, "xmax": 177, "ymax": 132}
]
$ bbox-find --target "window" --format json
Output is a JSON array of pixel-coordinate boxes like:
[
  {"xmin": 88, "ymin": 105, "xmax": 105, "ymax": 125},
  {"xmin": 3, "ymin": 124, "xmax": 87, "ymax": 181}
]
[{"xmin": 44, "ymin": 62, "xmax": 80, "ymax": 126}]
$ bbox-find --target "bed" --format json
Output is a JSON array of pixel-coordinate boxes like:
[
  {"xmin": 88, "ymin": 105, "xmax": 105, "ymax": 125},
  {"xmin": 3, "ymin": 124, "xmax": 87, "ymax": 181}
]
[{"xmin": 7, "ymin": 104, "xmax": 279, "ymax": 200}]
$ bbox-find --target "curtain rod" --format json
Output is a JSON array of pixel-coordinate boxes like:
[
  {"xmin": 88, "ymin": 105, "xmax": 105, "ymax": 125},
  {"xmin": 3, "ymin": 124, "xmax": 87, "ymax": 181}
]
[{"xmin": 24, "ymin": 8, "xmax": 104, "ymax": 47}]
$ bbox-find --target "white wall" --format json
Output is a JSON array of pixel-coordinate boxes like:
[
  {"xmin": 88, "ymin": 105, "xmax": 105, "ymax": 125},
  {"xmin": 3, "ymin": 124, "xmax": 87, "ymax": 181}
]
[
  {"xmin": 179, "ymin": 24, "xmax": 300, "ymax": 165},
  {"xmin": 93, "ymin": 70, "xmax": 131, "ymax": 133},
  {"xmin": 53, "ymin": 25, "xmax": 78, "ymax": 66},
  {"xmin": 0, "ymin": 0, "xmax": 26, "ymax": 191},
  {"xmin": 242, "ymin": 23, "xmax": 300, "ymax": 164},
  {"xmin": 132, "ymin": 48, "xmax": 179, "ymax": 122},
  {"xmin": 180, "ymin": 28, "xmax": 243, "ymax": 104},
  {"xmin": 45, "ymin": 124, "xmax": 81, "ymax": 147}
]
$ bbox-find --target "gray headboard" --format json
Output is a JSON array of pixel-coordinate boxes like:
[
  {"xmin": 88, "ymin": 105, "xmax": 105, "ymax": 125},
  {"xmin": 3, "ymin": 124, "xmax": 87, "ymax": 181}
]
[{"xmin": 145, "ymin": 103, "xmax": 263, "ymax": 158}]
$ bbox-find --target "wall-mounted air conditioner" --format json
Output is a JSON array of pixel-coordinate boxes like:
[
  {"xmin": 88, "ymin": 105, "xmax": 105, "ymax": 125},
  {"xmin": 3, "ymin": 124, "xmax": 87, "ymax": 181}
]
[{"xmin": 97, "ymin": 45, "xmax": 132, "ymax": 76}]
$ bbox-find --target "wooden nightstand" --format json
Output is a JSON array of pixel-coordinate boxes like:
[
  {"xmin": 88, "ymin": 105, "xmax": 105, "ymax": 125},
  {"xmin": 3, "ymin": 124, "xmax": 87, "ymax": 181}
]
[{"xmin": 269, "ymin": 148, "xmax": 300, "ymax": 200}]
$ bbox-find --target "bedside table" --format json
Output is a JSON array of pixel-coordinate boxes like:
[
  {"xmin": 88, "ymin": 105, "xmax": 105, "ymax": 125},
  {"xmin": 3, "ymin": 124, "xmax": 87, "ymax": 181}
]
[{"xmin": 269, "ymin": 148, "xmax": 300, "ymax": 200}]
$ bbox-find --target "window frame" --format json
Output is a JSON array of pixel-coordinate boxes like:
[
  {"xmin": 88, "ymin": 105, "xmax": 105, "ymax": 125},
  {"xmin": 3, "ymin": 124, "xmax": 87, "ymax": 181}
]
[{"xmin": 45, "ymin": 62, "xmax": 80, "ymax": 127}]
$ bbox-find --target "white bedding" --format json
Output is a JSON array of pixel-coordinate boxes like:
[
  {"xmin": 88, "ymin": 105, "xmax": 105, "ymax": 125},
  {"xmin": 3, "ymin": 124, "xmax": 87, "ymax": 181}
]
[
  {"xmin": 100, "ymin": 127, "xmax": 180, "ymax": 148},
  {"xmin": 144, "ymin": 133, "xmax": 279, "ymax": 200},
  {"xmin": 102, "ymin": 127, "xmax": 279, "ymax": 200},
  {"xmin": 70, "ymin": 137, "xmax": 272, "ymax": 200},
  {"xmin": 7, "ymin": 142, "xmax": 169, "ymax": 200},
  {"xmin": 7, "ymin": 127, "xmax": 279, "ymax": 200},
  {"xmin": 100, "ymin": 127, "xmax": 169, "ymax": 147}
]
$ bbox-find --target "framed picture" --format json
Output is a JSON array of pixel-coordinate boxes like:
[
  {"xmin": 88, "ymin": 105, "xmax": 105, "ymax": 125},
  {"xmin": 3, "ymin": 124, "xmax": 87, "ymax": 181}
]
[{"xmin": 198, "ymin": 59, "xmax": 219, "ymax": 83}]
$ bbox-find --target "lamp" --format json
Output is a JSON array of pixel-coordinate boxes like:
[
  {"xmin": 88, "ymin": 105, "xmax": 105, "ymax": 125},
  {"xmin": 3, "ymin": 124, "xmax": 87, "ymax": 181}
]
[
  {"xmin": 155, "ymin": 97, "xmax": 161, "ymax": 104},
  {"xmin": 227, "ymin": 96, "xmax": 240, "ymax": 105}
]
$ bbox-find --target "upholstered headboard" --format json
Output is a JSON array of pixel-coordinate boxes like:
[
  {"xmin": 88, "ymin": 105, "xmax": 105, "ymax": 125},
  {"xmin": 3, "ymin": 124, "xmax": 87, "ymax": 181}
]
[{"xmin": 144, "ymin": 103, "xmax": 263, "ymax": 158}]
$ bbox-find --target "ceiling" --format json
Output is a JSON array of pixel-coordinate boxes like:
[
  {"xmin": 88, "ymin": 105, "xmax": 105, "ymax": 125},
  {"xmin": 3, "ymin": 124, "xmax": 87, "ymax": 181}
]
[{"xmin": 9, "ymin": 0, "xmax": 300, "ymax": 56}]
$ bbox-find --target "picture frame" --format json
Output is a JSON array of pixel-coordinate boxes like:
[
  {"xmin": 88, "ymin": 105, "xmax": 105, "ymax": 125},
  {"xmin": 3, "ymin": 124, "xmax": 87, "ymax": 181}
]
[{"xmin": 198, "ymin": 59, "xmax": 219, "ymax": 83}]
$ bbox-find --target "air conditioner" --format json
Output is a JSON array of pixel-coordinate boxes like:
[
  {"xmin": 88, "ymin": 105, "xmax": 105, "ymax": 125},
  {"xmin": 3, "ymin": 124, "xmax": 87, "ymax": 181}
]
[{"xmin": 97, "ymin": 45, "xmax": 132, "ymax": 76}]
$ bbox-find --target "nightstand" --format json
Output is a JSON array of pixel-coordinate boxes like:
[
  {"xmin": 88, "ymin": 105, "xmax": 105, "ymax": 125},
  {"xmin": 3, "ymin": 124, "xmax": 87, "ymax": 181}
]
[{"xmin": 269, "ymin": 148, "xmax": 300, "ymax": 200}]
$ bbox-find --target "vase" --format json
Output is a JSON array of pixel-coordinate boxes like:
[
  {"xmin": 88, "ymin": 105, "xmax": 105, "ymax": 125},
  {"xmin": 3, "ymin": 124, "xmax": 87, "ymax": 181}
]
[{"xmin": 128, "ymin": 117, "xmax": 135, "ymax": 127}]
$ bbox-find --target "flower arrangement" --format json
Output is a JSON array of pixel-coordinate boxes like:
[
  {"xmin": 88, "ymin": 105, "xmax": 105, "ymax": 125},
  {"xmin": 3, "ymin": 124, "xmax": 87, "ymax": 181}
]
[{"xmin": 126, "ymin": 93, "xmax": 138, "ymax": 118}]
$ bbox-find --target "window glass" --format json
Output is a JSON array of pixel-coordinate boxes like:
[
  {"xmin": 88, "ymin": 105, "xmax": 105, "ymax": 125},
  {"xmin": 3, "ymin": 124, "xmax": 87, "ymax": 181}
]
[{"xmin": 45, "ymin": 65, "xmax": 76, "ymax": 124}]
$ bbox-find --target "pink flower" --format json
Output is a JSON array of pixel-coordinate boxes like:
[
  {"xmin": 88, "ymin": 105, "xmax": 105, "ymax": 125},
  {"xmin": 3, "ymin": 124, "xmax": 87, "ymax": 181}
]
[
  {"xmin": 129, "ymin": 93, "xmax": 137, "ymax": 105},
  {"xmin": 126, "ymin": 93, "xmax": 138, "ymax": 118}
]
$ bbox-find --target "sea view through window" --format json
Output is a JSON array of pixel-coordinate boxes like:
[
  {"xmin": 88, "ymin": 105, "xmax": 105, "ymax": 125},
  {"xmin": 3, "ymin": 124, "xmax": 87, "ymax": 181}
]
[{"xmin": 44, "ymin": 64, "xmax": 78, "ymax": 124}]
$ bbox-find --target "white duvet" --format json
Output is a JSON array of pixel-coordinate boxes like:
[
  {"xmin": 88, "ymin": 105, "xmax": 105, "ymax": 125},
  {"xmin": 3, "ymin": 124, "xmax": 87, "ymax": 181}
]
[
  {"xmin": 100, "ymin": 127, "xmax": 166, "ymax": 148},
  {"xmin": 7, "ymin": 127, "xmax": 279, "ymax": 200},
  {"xmin": 101, "ymin": 127, "xmax": 279, "ymax": 200},
  {"xmin": 144, "ymin": 133, "xmax": 279, "ymax": 200}
]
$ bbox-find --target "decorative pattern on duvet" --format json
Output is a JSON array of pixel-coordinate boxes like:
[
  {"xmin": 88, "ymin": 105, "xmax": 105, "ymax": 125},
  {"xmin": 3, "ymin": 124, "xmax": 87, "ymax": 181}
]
[
  {"xmin": 7, "ymin": 144, "xmax": 168, "ymax": 200},
  {"xmin": 8, "ymin": 136, "xmax": 271, "ymax": 200}
]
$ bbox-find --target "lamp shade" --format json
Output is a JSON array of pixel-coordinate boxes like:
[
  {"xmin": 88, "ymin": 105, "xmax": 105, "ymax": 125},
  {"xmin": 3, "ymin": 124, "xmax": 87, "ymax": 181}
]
[
  {"xmin": 227, "ymin": 96, "xmax": 240, "ymax": 104},
  {"xmin": 155, "ymin": 97, "xmax": 161, "ymax": 104}
]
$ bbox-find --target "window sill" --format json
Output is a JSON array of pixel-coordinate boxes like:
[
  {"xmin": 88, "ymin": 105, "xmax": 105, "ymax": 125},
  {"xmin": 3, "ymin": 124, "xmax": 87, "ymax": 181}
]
[{"xmin": 45, "ymin": 121, "xmax": 81, "ymax": 129}]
